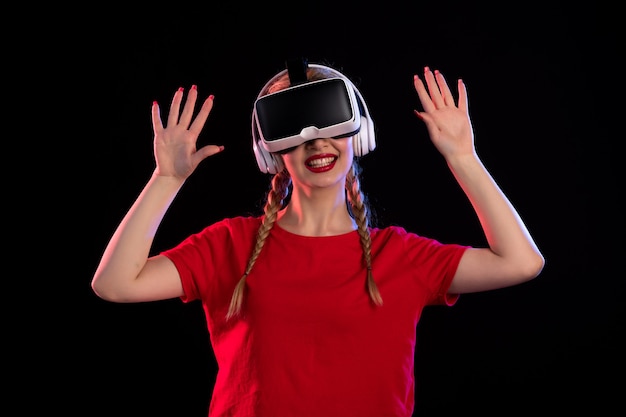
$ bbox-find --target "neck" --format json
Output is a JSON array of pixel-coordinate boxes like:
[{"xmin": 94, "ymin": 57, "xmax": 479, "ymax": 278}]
[{"xmin": 277, "ymin": 188, "xmax": 356, "ymax": 236}]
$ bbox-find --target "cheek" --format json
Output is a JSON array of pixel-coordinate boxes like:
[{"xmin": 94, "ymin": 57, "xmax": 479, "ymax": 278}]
[
  {"xmin": 281, "ymin": 151, "xmax": 297, "ymax": 164},
  {"xmin": 337, "ymin": 137, "xmax": 354, "ymax": 158},
  {"xmin": 280, "ymin": 152, "xmax": 302, "ymax": 172}
]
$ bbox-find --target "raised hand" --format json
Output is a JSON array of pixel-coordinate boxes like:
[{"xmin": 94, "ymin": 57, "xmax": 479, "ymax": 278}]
[
  {"xmin": 413, "ymin": 67, "xmax": 474, "ymax": 159},
  {"xmin": 151, "ymin": 85, "xmax": 223, "ymax": 180}
]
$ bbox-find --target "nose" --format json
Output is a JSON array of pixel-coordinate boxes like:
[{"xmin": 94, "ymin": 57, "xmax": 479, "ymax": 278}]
[{"xmin": 304, "ymin": 138, "xmax": 330, "ymax": 150}]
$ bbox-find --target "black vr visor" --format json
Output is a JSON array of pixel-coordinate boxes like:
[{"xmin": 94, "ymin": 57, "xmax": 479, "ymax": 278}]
[{"xmin": 253, "ymin": 77, "xmax": 362, "ymax": 153}]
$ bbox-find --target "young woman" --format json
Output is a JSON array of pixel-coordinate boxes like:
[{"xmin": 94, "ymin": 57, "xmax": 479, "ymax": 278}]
[{"xmin": 92, "ymin": 61, "xmax": 544, "ymax": 416}]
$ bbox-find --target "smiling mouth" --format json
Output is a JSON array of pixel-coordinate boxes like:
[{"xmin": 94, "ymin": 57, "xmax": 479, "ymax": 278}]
[{"xmin": 307, "ymin": 156, "xmax": 337, "ymax": 168}]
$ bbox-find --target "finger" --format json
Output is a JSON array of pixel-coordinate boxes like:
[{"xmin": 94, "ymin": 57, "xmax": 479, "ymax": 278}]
[
  {"xmin": 457, "ymin": 79, "xmax": 468, "ymax": 114},
  {"xmin": 413, "ymin": 75, "xmax": 436, "ymax": 113},
  {"xmin": 193, "ymin": 144, "xmax": 225, "ymax": 165},
  {"xmin": 189, "ymin": 95, "xmax": 215, "ymax": 136},
  {"xmin": 151, "ymin": 101, "xmax": 163, "ymax": 132},
  {"xmin": 434, "ymin": 70, "xmax": 455, "ymax": 107},
  {"xmin": 167, "ymin": 87, "xmax": 184, "ymax": 128},
  {"xmin": 413, "ymin": 108, "xmax": 434, "ymax": 125},
  {"xmin": 424, "ymin": 67, "xmax": 445, "ymax": 108},
  {"xmin": 178, "ymin": 85, "xmax": 199, "ymax": 128}
]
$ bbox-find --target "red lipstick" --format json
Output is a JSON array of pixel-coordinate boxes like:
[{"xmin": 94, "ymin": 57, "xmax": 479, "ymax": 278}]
[{"xmin": 305, "ymin": 154, "xmax": 338, "ymax": 173}]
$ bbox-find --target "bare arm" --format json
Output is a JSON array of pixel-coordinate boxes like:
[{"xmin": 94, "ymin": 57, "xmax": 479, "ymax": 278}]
[
  {"xmin": 413, "ymin": 68, "xmax": 545, "ymax": 294},
  {"xmin": 91, "ymin": 86, "xmax": 223, "ymax": 302}
]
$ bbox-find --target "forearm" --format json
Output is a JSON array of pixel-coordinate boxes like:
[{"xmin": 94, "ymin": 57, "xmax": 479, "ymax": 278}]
[
  {"xmin": 91, "ymin": 172, "xmax": 185, "ymax": 299},
  {"xmin": 447, "ymin": 153, "xmax": 544, "ymax": 275}
]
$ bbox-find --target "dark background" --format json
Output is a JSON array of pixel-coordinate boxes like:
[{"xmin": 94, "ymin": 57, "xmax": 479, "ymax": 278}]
[{"xmin": 54, "ymin": 3, "xmax": 619, "ymax": 416}]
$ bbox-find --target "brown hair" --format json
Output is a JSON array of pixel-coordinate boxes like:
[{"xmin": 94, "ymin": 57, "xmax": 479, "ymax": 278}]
[{"xmin": 226, "ymin": 66, "xmax": 382, "ymax": 320}]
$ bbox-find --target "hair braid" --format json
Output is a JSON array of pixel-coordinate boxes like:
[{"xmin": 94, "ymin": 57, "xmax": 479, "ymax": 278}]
[
  {"xmin": 346, "ymin": 162, "xmax": 383, "ymax": 306},
  {"xmin": 226, "ymin": 170, "xmax": 292, "ymax": 320}
]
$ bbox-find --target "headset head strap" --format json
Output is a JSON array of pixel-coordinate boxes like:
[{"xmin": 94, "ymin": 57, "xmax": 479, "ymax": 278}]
[{"xmin": 286, "ymin": 57, "xmax": 309, "ymax": 87}]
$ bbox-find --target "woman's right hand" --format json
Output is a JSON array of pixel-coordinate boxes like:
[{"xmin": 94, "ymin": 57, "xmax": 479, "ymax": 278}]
[{"xmin": 151, "ymin": 85, "xmax": 224, "ymax": 180}]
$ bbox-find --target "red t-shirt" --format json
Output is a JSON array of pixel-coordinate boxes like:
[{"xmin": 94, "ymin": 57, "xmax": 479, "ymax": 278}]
[{"xmin": 162, "ymin": 216, "xmax": 469, "ymax": 417}]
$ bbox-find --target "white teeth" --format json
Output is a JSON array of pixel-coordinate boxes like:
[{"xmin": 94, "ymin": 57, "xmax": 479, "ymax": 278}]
[{"xmin": 308, "ymin": 157, "xmax": 335, "ymax": 167}]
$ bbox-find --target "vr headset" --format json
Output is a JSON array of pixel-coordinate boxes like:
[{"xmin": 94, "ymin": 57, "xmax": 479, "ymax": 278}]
[
  {"xmin": 251, "ymin": 61, "xmax": 376, "ymax": 174},
  {"xmin": 253, "ymin": 77, "xmax": 362, "ymax": 153}
]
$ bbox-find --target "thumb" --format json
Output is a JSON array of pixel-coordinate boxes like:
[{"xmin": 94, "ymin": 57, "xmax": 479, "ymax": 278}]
[{"xmin": 193, "ymin": 145, "xmax": 225, "ymax": 164}]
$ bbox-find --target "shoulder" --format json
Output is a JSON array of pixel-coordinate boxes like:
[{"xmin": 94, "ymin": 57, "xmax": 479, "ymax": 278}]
[
  {"xmin": 180, "ymin": 216, "xmax": 262, "ymax": 246},
  {"xmin": 371, "ymin": 225, "xmax": 469, "ymax": 253},
  {"xmin": 370, "ymin": 225, "xmax": 412, "ymax": 241},
  {"xmin": 219, "ymin": 216, "xmax": 263, "ymax": 230}
]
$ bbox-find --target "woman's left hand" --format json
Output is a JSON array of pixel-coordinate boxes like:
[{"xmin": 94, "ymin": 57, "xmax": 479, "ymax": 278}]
[{"xmin": 413, "ymin": 67, "xmax": 475, "ymax": 160}]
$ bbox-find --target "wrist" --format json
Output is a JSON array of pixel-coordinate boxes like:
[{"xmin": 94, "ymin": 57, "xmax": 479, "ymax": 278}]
[{"xmin": 150, "ymin": 170, "xmax": 186, "ymax": 190}]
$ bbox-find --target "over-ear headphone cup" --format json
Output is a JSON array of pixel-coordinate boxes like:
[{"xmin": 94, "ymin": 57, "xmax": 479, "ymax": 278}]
[
  {"xmin": 252, "ymin": 107, "xmax": 284, "ymax": 174},
  {"xmin": 365, "ymin": 114, "xmax": 376, "ymax": 153},
  {"xmin": 354, "ymin": 115, "xmax": 373, "ymax": 156},
  {"xmin": 253, "ymin": 138, "xmax": 283, "ymax": 174},
  {"xmin": 267, "ymin": 153, "xmax": 283, "ymax": 174}
]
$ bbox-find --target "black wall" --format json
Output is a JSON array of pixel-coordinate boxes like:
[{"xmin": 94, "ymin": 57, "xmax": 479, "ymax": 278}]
[{"xmin": 53, "ymin": 3, "xmax": 618, "ymax": 416}]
